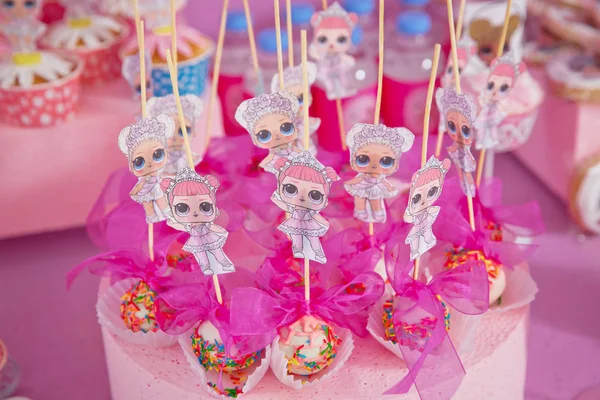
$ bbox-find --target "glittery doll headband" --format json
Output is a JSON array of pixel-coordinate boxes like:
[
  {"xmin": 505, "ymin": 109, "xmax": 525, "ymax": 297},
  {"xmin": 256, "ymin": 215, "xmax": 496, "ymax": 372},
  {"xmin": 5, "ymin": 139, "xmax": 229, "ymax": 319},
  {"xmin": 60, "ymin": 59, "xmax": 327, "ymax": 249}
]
[
  {"xmin": 270, "ymin": 62, "xmax": 317, "ymax": 94},
  {"xmin": 490, "ymin": 52, "xmax": 526, "ymax": 79},
  {"xmin": 122, "ymin": 53, "xmax": 152, "ymax": 85},
  {"xmin": 346, "ymin": 123, "xmax": 415, "ymax": 156},
  {"xmin": 147, "ymin": 94, "xmax": 203, "ymax": 125},
  {"xmin": 118, "ymin": 115, "xmax": 175, "ymax": 157},
  {"xmin": 311, "ymin": 2, "xmax": 356, "ymax": 29},
  {"xmin": 435, "ymin": 88, "xmax": 478, "ymax": 126},
  {"xmin": 280, "ymin": 151, "xmax": 334, "ymax": 183},
  {"xmin": 164, "ymin": 167, "xmax": 218, "ymax": 195},
  {"xmin": 235, "ymin": 91, "xmax": 299, "ymax": 133},
  {"xmin": 412, "ymin": 156, "xmax": 450, "ymax": 182}
]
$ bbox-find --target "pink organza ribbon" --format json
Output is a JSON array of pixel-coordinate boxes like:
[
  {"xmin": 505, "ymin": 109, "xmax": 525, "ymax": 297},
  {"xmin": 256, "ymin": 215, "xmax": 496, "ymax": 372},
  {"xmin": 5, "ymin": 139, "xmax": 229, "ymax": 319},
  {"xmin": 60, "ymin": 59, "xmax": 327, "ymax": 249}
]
[
  {"xmin": 384, "ymin": 258, "xmax": 489, "ymax": 398},
  {"xmin": 230, "ymin": 271, "xmax": 384, "ymax": 354}
]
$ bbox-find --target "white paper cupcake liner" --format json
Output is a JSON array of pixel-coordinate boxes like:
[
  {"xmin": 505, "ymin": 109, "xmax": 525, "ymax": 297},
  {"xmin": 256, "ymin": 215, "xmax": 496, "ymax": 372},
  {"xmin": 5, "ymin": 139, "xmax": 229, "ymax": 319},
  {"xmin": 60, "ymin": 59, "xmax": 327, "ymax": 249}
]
[
  {"xmin": 367, "ymin": 292, "xmax": 404, "ymax": 359},
  {"xmin": 489, "ymin": 266, "xmax": 538, "ymax": 314},
  {"xmin": 177, "ymin": 331, "xmax": 272, "ymax": 398},
  {"xmin": 96, "ymin": 278, "xmax": 178, "ymax": 348},
  {"xmin": 269, "ymin": 326, "xmax": 354, "ymax": 390}
]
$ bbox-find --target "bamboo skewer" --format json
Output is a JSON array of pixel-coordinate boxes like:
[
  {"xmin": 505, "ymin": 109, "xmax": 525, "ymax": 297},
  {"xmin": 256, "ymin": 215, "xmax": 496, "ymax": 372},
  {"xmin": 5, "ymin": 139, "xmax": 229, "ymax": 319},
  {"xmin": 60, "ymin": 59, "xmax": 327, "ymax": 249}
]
[
  {"xmin": 301, "ymin": 30, "xmax": 311, "ymax": 302},
  {"xmin": 274, "ymin": 0, "xmax": 285, "ymax": 90},
  {"xmin": 286, "ymin": 0, "xmax": 294, "ymax": 68},
  {"xmin": 242, "ymin": 0, "xmax": 263, "ymax": 94}
]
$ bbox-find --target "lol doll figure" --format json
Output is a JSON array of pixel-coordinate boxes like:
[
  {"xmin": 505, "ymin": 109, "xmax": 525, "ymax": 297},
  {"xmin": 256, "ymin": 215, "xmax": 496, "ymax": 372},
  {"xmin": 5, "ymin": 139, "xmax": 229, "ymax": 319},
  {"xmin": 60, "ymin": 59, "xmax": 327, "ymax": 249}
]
[
  {"xmin": 118, "ymin": 116, "xmax": 175, "ymax": 223},
  {"xmin": 0, "ymin": 0, "xmax": 45, "ymax": 53},
  {"xmin": 439, "ymin": 43, "xmax": 476, "ymax": 136},
  {"xmin": 161, "ymin": 167, "xmax": 235, "ymax": 276},
  {"xmin": 404, "ymin": 156, "xmax": 451, "ymax": 261},
  {"xmin": 271, "ymin": 152, "xmax": 339, "ymax": 264},
  {"xmin": 435, "ymin": 88, "xmax": 478, "ymax": 197},
  {"xmin": 122, "ymin": 53, "xmax": 153, "ymax": 101},
  {"xmin": 309, "ymin": 2, "xmax": 358, "ymax": 100},
  {"xmin": 235, "ymin": 91, "xmax": 302, "ymax": 175},
  {"xmin": 147, "ymin": 94, "xmax": 203, "ymax": 174},
  {"xmin": 271, "ymin": 62, "xmax": 321, "ymax": 155},
  {"xmin": 344, "ymin": 123, "xmax": 415, "ymax": 223},
  {"xmin": 474, "ymin": 54, "xmax": 526, "ymax": 151}
]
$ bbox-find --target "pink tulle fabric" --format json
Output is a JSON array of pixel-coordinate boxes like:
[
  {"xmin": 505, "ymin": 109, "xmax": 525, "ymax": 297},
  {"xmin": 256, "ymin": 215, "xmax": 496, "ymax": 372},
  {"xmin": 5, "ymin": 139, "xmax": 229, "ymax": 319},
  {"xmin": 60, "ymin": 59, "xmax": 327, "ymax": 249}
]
[{"xmin": 383, "ymin": 244, "xmax": 489, "ymax": 398}]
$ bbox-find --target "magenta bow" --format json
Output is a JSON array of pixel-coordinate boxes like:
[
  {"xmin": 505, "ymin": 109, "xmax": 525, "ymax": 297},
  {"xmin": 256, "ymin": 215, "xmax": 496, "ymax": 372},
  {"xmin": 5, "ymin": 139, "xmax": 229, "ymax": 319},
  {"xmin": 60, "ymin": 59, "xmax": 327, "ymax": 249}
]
[
  {"xmin": 230, "ymin": 271, "xmax": 385, "ymax": 354},
  {"xmin": 384, "ymin": 256, "xmax": 489, "ymax": 398},
  {"xmin": 66, "ymin": 248, "xmax": 187, "ymax": 291}
]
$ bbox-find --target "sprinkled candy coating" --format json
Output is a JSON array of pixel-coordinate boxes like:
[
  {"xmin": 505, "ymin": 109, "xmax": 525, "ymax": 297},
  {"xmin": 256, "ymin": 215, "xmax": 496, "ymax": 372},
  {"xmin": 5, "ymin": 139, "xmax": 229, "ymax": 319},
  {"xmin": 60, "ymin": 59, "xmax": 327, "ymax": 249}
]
[{"xmin": 120, "ymin": 280, "xmax": 159, "ymax": 333}]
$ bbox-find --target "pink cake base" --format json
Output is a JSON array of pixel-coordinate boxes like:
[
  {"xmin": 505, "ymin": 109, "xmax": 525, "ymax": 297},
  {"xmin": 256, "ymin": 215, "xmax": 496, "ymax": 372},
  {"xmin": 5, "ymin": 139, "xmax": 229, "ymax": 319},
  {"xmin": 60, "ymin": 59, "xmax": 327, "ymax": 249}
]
[{"xmin": 101, "ymin": 306, "xmax": 528, "ymax": 399}]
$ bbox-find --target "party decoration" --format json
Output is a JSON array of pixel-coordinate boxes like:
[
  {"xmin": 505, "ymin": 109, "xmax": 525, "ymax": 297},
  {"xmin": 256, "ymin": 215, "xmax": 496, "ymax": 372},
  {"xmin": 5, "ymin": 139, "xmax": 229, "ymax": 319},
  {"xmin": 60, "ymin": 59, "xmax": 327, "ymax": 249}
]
[
  {"xmin": 147, "ymin": 94, "xmax": 203, "ymax": 174},
  {"xmin": 546, "ymin": 51, "xmax": 600, "ymax": 103},
  {"xmin": 475, "ymin": 53, "xmax": 526, "ymax": 151},
  {"xmin": 404, "ymin": 157, "xmax": 452, "ymax": 261},
  {"xmin": 0, "ymin": 0, "xmax": 82, "ymax": 127},
  {"xmin": 309, "ymin": 1, "xmax": 358, "ymax": 100},
  {"xmin": 122, "ymin": 52, "xmax": 152, "ymax": 101},
  {"xmin": 436, "ymin": 88, "xmax": 478, "ymax": 198},
  {"xmin": 271, "ymin": 63, "xmax": 321, "ymax": 155},
  {"xmin": 117, "ymin": 116, "xmax": 175, "ymax": 223},
  {"xmin": 344, "ymin": 123, "xmax": 415, "ymax": 223},
  {"xmin": 162, "ymin": 167, "xmax": 235, "ymax": 276},
  {"xmin": 235, "ymin": 91, "xmax": 302, "ymax": 174},
  {"xmin": 271, "ymin": 151, "xmax": 340, "ymax": 264}
]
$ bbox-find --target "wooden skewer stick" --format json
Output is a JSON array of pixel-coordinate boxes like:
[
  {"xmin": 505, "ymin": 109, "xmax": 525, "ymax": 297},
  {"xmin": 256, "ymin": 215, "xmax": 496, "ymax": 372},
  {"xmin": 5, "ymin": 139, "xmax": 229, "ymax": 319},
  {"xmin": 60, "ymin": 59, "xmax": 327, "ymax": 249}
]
[
  {"xmin": 475, "ymin": 0, "xmax": 513, "ymax": 188},
  {"xmin": 286, "ymin": 0, "xmax": 294, "ymax": 68},
  {"xmin": 301, "ymin": 30, "xmax": 311, "ymax": 302},
  {"xmin": 274, "ymin": 0, "xmax": 285, "ymax": 90},
  {"xmin": 166, "ymin": 49, "xmax": 224, "ymax": 305},
  {"xmin": 447, "ymin": 0, "xmax": 475, "ymax": 232},
  {"xmin": 413, "ymin": 44, "xmax": 441, "ymax": 281},
  {"xmin": 205, "ymin": 0, "xmax": 230, "ymax": 149},
  {"xmin": 170, "ymin": 0, "xmax": 177, "ymax": 72},
  {"xmin": 322, "ymin": 0, "xmax": 328, "ymax": 10},
  {"xmin": 242, "ymin": 0, "xmax": 262, "ymax": 92}
]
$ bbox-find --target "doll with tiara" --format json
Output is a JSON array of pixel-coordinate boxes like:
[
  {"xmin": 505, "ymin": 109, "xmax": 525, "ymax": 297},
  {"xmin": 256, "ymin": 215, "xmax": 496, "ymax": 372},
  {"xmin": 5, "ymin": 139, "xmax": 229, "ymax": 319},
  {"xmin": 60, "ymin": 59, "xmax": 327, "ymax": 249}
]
[
  {"xmin": 436, "ymin": 88, "xmax": 478, "ymax": 197},
  {"xmin": 122, "ymin": 53, "xmax": 153, "ymax": 101},
  {"xmin": 271, "ymin": 63, "xmax": 321, "ymax": 155},
  {"xmin": 147, "ymin": 94, "xmax": 203, "ymax": 174},
  {"xmin": 118, "ymin": 116, "xmax": 175, "ymax": 223},
  {"xmin": 344, "ymin": 123, "xmax": 415, "ymax": 223},
  {"xmin": 404, "ymin": 156, "xmax": 452, "ymax": 261},
  {"xmin": 161, "ymin": 167, "xmax": 234, "ymax": 276},
  {"xmin": 235, "ymin": 91, "xmax": 303, "ymax": 175},
  {"xmin": 309, "ymin": 2, "xmax": 358, "ymax": 100},
  {"xmin": 475, "ymin": 53, "xmax": 527, "ymax": 151},
  {"xmin": 271, "ymin": 152, "xmax": 339, "ymax": 264}
]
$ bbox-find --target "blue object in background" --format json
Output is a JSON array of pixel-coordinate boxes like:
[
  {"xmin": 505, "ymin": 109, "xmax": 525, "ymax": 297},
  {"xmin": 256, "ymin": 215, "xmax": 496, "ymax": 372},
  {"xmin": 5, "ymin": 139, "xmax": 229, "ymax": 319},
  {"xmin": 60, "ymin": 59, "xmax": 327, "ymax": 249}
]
[
  {"xmin": 352, "ymin": 25, "xmax": 364, "ymax": 46},
  {"xmin": 396, "ymin": 11, "xmax": 432, "ymax": 35},
  {"xmin": 257, "ymin": 28, "xmax": 289, "ymax": 53},
  {"xmin": 151, "ymin": 57, "xmax": 210, "ymax": 97},
  {"xmin": 291, "ymin": 3, "xmax": 315, "ymax": 25},
  {"xmin": 344, "ymin": 0, "xmax": 375, "ymax": 15},
  {"xmin": 226, "ymin": 11, "xmax": 249, "ymax": 32}
]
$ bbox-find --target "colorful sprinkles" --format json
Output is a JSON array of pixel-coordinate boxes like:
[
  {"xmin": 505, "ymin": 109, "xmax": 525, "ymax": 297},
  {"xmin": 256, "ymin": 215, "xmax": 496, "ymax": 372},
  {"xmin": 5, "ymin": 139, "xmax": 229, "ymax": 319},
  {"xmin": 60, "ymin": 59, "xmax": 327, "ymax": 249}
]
[
  {"xmin": 485, "ymin": 221, "xmax": 504, "ymax": 242},
  {"xmin": 444, "ymin": 246, "xmax": 503, "ymax": 281},
  {"xmin": 383, "ymin": 297, "xmax": 450, "ymax": 346},
  {"xmin": 207, "ymin": 381, "xmax": 244, "ymax": 398},
  {"xmin": 382, "ymin": 298, "xmax": 397, "ymax": 343},
  {"xmin": 191, "ymin": 332, "xmax": 261, "ymax": 372},
  {"xmin": 286, "ymin": 324, "xmax": 341, "ymax": 375},
  {"xmin": 119, "ymin": 280, "xmax": 159, "ymax": 333}
]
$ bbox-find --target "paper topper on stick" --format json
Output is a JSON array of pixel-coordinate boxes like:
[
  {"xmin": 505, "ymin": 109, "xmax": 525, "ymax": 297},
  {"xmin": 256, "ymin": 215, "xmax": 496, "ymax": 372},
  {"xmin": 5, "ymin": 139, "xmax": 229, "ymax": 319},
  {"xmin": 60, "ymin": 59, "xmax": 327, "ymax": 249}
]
[
  {"xmin": 474, "ymin": 52, "xmax": 526, "ymax": 151},
  {"xmin": 147, "ymin": 94, "xmax": 203, "ymax": 174},
  {"xmin": 271, "ymin": 63, "xmax": 321, "ymax": 155},
  {"xmin": 309, "ymin": 2, "xmax": 358, "ymax": 100},
  {"xmin": 344, "ymin": 123, "xmax": 415, "ymax": 224},
  {"xmin": 235, "ymin": 91, "xmax": 303, "ymax": 175},
  {"xmin": 436, "ymin": 88, "xmax": 478, "ymax": 198},
  {"xmin": 118, "ymin": 116, "xmax": 175, "ymax": 223},
  {"xmin": 270, "ymin": 151, "xmax": 339, "ymax": 264},
  {"xmin": 404, "ymin": 156, "xmax": 451, "ymax": 261},
  {"xmin": 122, "ymin": 52, "xmax": 153, "ymax": 100},
  {"xmin": 161, "ymin": 167, "xmax": 235, "ymax": 276}
]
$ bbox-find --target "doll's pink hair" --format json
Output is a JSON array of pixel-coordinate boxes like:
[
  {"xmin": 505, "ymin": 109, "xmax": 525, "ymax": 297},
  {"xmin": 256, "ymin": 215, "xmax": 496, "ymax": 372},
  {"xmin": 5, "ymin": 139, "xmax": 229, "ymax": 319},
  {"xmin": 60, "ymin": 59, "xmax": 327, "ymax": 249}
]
[
  {"xmin": 314, "ymin": 16, "xmax": 353, "ymax": 32},
  {"xmin": 411, "ymin": 159, "xmax": 452, "ymax": 188},
  {"xmin": 160, "ymin": 175, "xmax": 220, "ymax": 204},
  {"xmin": 274, "ymin": 158, "xmax": 339, "ymax": 195},
  {"xmin": 490, "ymin": 59, "xmax": 527, "ymax": 80}
]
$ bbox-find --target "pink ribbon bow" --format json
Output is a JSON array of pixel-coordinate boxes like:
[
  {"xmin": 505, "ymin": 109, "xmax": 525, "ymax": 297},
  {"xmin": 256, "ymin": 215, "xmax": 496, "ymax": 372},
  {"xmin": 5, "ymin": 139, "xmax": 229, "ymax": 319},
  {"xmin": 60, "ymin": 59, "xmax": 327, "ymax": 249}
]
[
  {"xmin": 384, "ymin": 255, "xmax": 489, "ymax": 398},
  {"xmin": 230, "ymin": 271, "xmax": 385, "ymax": 355}
]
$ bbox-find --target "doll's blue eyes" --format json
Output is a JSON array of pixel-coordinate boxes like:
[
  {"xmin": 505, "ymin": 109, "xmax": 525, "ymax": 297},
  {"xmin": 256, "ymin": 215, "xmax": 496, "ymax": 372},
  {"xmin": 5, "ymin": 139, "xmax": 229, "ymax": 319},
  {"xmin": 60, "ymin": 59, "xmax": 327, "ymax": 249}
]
[
  {"xmin": 356, "ymin": 155, "xmax": 370, "ymax": 167},
  {"xmin": 133, "ymin": 157, "xmax": 145, "ymax": 170},
  {"xmin": 297, "ymin": 94, "xmax": 304, "ymax": 105},
  {"xmin": 447, "ymin": 121, "xmax": 456, "ymax": 133},
  {"xmin": 500, "ymin": 83, "xmax": 509, "ymax": 92},
  {"xmin": 280, "ymin": 123, "xmax": 294, "ymax": 136},
  {"xmin": 2, "ymin": 0, "xmax": 15, "ymax": 7},
  {"xmin": 178, "ymin": 126, "xmax": 191, "ymax": 136},
  {"xmin": 153, "ymin": 149, "xmax": 165, "ymax": 162},
  {"xmin": 24, "ymin": 0, "xmax": 36, "ymax": 7},
  {"xmin": 380, "ymin": 157, "xmax": 395, "ymax": 169},
  {"xmin": 257, "ymin": 130, "xmax": 272, "ymax": 143},
  {"xmin": 174, "ymin": 203, "xmax": 189, "ymax": 216},
  {"xmin": 461, "ymin": 125, "xmax": 470, "ymax": 138}
]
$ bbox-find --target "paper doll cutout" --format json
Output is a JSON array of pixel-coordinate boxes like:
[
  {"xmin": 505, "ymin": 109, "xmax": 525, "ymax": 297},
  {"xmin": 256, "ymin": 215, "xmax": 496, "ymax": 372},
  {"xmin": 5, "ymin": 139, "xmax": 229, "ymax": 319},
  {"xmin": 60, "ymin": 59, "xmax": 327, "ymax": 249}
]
[
  {"xmin": 271, "ymin": 63, "xmax": 321, "ymax": 155},
  {"xmin": 122, "ymin": 53, "xmax": 153, "ymax": 101},
  {"xmin": 147, "ymin": 94, "xmax": 203, "ymax": 174},
  {"xmin": 439, "ymin": 43, "xmax": 476, "ymax": 134},
  {"xmin": 235, "ymin": 91, "xmax": 303, "ymax": 175},
  {"xmin": 469, "ymin": 15, "xmax": 520, "ymax": 66},
  {"xmin": 474, "ymin": 53, "xmax": 526, "ymax": 150},
  {"xmin": 436, "ymin": 88, "xmax": 478, "ymax": 198},
  {"xmin": 345, "ymin": 123, "xmax": 415, "ymax": 223},
  {"xmin": 271, "ymin": 151, "xmax": 340, "ymax": 264},
  {"xmin": 118, "ymin": 116, "xmax": 175, "ymax": 223},
  {"xmin": 161, "ymin": 167, "xmax": 235, "ymax": 276},
  {"xmin": 404, "ymin": 156, "xmax": 452, "ymax": 261},
  {"xmin": 309, "ymin": 2, "xmax": 358, "ymax": 100},
  {"xmin": 0, "ymin": 0, "xmax": 45, "ymax": 52}
]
